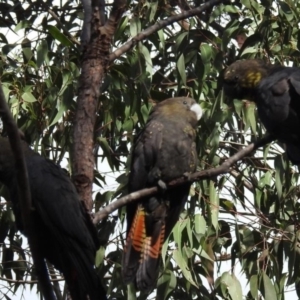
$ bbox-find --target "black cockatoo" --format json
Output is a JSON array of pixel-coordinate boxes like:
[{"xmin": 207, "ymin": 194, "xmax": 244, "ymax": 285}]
[
  {"xmin": 223, "ymin": 59, "xmax": 300, "ymax": 164},
  {"xmin": 0, "ymin": 137, "xmax": 107, "ymax": 300},
  {"xmin": 122, "ymin": 97, "xmax": 202, "ymax": 292}
]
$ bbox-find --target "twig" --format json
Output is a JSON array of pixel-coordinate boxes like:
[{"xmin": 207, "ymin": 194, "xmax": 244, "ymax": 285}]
[
  {"xmin": 0, "ymin": 84, "xmax": 56, "ymax": 300},
  {"xmin": 93, "ymin": 135, "xmax": 275, "ymax": 224},
  {"xmin": 46, "ymin": 7, "xmax": 80, "ymax": 45},
  {"xmin": 0, "ymin": 276, "xmax": 64, "ymax": 284}
]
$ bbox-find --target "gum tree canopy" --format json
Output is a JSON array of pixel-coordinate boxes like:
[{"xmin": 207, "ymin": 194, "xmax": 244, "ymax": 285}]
[{"xmin": 0, "ymin": 0, "xmax": 300, "ymax": 299}]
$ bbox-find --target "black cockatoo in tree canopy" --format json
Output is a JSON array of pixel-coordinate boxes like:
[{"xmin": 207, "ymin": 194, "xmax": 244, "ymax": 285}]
[
  {"xmin": 122, "ymin": 97, "xmax": 202, "ymax": 293},
  {"xmin": 223, "ymin": 59, "xmax": 300, "ymax": 164},
  {"xmin": 0, "ymin": 137, "xmax": 107, "ymax": 300}
]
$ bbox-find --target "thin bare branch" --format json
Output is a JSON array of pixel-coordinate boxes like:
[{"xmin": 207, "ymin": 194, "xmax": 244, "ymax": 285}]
[
  {"xmin": 93, "ymin": 134, "xmax": 275, "ymax": 224},
  {"xmin": 0, "ymin": 276, "xmax": 64, "ymax": 284},
  {"xmin": 109, "ymin": 0, "xmax": 223, "ymax": 62}
]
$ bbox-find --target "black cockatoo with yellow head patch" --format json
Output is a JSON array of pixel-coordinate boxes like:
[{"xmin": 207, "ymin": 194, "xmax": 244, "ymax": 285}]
[
  {"xmin": 0, "ymin": 137, "xmax": 107, "ymax": 300},
  {"xmin": 223, "ymin": 59, "xmax": 300, "ymax": 164},
  {"xmin": 122, "ymin": 97, "xmax": 202, "ymax": 293}
]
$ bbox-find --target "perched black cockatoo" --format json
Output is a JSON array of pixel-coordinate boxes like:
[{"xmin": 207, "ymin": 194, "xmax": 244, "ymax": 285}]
[
  {"xmin": 122, "ymin": 97, "xmax": 202, "ymax": 292},
  {"xmin": 223, "ymin": 59, "xmax": 300, "ymax": 164},
  {"xmin": 0, "ymin": 137, "xmax": 107, "ymax": 300}
]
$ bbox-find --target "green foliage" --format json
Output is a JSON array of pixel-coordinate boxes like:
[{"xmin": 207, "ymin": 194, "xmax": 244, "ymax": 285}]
[{"xmin": 1, "ymin": 0, "xmax": 300, "ymax": 299}]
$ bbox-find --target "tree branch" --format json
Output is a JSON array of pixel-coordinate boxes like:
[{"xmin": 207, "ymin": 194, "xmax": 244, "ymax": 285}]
[
  {"xmin": 109, "ymin": 0, "xmax": 223, "ymax": 62},
  {"xmin": 0, "ymin": 84, "xmax": 56, "ymax": 299},
  {"xmin": 93, "ymin": 134, "xmax": 275, "ymax": 224},
  {"xmin": 105, "ymin": 0, "xmax": 126, "ymax": 31},
  {"xmin": 81, "ymin": 0, "xmax": 92, "ymax": 46}
]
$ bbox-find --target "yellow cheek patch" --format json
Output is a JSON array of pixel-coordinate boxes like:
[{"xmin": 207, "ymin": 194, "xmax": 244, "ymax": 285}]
[{"xmin": 242, "ymin": 72, "xmax": 262, "ymax": 88}]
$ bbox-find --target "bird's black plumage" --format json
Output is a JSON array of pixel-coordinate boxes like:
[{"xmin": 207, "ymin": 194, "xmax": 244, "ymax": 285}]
[
  {"xmin": 122, "ymin": 97, "xmax": 202, "ymax": 293},
  {"xmin": 223, "ymin": 59, "xmax": 300, "ymax": 164},
  {"xmin": 0, "ymin": 137, "xmax": 107, "ymax": 300}
]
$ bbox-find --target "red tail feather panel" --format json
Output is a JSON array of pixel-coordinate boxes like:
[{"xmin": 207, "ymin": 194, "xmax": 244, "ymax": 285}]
[{"xmin": 129, "ymin": 207, "xmax": 146, "ymax": 252}]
